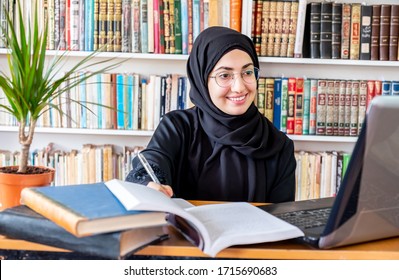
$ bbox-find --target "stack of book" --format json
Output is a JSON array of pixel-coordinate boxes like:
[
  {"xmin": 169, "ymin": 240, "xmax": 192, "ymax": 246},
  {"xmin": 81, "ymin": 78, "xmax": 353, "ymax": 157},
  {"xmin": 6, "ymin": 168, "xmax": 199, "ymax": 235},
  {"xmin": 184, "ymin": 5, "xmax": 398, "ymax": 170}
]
[{"xmin": 0, "ymin": 179, "xmax": 305, "ymax": 258}]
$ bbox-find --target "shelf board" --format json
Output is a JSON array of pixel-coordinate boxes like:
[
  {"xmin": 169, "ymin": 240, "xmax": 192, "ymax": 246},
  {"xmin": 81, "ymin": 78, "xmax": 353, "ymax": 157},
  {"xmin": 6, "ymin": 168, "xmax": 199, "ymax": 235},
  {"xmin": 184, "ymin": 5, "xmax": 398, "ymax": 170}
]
[
  {"xmin": 258, "ymin": 57, "xmax": 399, "ymax": 67},
  {"xmin": 0, "ymin": 126, "xmax": 357, "ymax": 142},
  {"xmin": 0, "ymin": 126, "xmax": 154, "ymax": 137}
]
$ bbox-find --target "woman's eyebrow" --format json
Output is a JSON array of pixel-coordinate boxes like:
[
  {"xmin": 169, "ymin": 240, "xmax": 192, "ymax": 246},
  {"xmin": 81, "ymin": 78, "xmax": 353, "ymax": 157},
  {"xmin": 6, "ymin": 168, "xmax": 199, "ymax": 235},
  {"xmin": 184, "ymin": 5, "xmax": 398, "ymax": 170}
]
[{"xmin": 212, "ymin": 63, "xmax": 254, "ymax": 72}]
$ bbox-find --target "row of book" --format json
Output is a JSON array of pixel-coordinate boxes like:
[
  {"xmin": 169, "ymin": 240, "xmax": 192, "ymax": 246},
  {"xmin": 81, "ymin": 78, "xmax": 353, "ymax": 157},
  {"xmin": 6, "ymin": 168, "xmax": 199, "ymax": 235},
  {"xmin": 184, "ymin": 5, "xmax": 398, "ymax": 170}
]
[
  {"xmin": 0, "ymin": 72, "xmax": 192, "ymax": 131},
  {"xmin": 0, "ymin": 0, "xmax": 243, "ymax": 54},
  {"xmin": 0, "ymin": 144, "xmax": 350, "ymax": 200},
  {"xmin": 284, "ymin": 1, "xmax": 399, "ymax": 61},
  {"xmin": 294, "ymin": 150, "xmax": 350, "ymax": 201},
  {"xmin": 258, "ymin": 77, "xmax": 399, "ymax": 137}
]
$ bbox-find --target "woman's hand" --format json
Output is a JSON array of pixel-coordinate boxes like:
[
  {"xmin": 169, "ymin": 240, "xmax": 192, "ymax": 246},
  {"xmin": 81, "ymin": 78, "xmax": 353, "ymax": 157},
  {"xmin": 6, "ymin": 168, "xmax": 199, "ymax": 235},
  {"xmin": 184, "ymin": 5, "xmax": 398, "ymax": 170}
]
[{"xmin": 147, "ymin": 181, "xmax": 174, "ymax": 197}]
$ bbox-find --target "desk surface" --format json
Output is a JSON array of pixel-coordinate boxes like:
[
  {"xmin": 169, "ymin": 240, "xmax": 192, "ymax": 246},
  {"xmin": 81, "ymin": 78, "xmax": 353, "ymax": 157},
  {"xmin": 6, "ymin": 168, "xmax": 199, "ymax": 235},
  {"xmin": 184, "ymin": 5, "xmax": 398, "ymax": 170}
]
[
  {"xmin": 1, "ymin": 200, "xmax": 399, "ymax": 260},
  {"xmin": 2, "ymin": 227, "xmax": 399, "ymax": 260}
]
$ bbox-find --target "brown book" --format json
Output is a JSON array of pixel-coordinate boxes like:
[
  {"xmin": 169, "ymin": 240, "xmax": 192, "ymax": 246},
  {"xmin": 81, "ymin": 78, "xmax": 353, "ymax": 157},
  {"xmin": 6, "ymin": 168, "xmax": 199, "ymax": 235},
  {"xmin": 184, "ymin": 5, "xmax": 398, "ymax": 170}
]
[
  {"xmin": 341, "ymin": 3, "xmax": 351, "ymax": 59},
  {"xmin": 379, "ymin": 4, "xmax": 392, "ymax": 61},
  {"xmin": 267, "ymin": 1, "xmax": 277, "ymax": 56},
  {"xmin": 113, "ymin": 0, "xmax": 122, "ymax": 52},
  {"xmin": 349, "ymin": 3, "xmax": 361, "ymax": 60},
  {"xmin": 290, "ymin": 0, "xmax": 301, "ymax": 58},
  {"xmin": 344, "ymin": 81, "xmax": 352, "ymax": 136},
  {"xmin": 254, "ymin": 0, "xmax": 263, "ymax": 55},
  {"xmin": 333, "ymin": 80, "xmax": 340, "ymax": 136},
  {"xmin": 280, "ymin": 0, "xmax": 292, "ymax": 57},
  {"xmin": 273, "ymin": 0, "xmax": 284, "ymax": 57},
  {"xmin": 389, "ymin": 5, "xmax": 399, "ymax": 61},
  {"xmin": 110, "ymin": 73, "xmax": 118, "ymax": 129},
  {"xmin": 337, "ymin": 80, "xmax": 346, "ymax": 136},
  {"xmin": 371, "ymin": 5, "xmax": 381, "ymax": 60},
  {"xmin": 359, "ymin": 5, "xmax": 372, "ymax": 60},
  {"xmin": 260, "ymin": 0, "xmax": 271, "ymax": 56},
  {"xmin": 265, "ymin": 78, "xmax": 275, "ymax": 122},
  {"xmin": 106, "ymin": 0, "xmax": 115, "ymax": 52},
  {"xmin": 358, "ymin": 81, "xmax": 367, "ymax": 135},
  {"xmin": 98, "ymin": 0, "xmax": 108, "ymax": 50}
]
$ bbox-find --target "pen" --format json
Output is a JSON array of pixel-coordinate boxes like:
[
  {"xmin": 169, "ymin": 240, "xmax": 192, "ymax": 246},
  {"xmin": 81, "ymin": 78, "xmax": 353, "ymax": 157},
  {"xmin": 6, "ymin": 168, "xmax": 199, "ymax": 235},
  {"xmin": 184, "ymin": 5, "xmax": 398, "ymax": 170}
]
[{"xmin": 137, "ymin": 152, "xmax": 161, "ymax": 184}]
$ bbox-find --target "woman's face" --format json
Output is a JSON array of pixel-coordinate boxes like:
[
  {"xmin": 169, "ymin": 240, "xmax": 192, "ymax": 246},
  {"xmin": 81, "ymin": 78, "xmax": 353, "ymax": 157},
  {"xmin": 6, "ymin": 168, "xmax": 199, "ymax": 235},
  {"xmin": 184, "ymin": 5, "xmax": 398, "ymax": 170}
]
[{"xmin": 207, "ymin": 49, "xmax": 257, "ymax": 115}]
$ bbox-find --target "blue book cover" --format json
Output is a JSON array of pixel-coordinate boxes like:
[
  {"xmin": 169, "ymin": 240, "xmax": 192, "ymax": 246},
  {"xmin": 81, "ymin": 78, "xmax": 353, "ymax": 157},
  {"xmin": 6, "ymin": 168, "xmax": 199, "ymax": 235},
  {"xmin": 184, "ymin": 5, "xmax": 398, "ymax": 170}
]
[
  {"xmin": 391, "ymin": 81, "xmax": 399, "ymax": 95},
  {"xmin": 20, "ymin": 181, "xmax": 167, "ymax": 237},
  {"xmin": 79, "ymin": 73, "xmax": 87, "ymax": 128},
  {"xmin": 116, "ymin": 74, "xmax": 126, "ymax": 129},
  {"xmin": 84, "ymin": 0, "xmax": 94, "ymax": 51},
  {"xmin": 382, "ymin": 81, "xmax": 391, "ymax": 95},
  {"xmin": 127, "ymin": 75, "xmax": 134, "ymax": 129},
  {"xmin": 273, "ymin": 78, "xmax": 282, "ymax": 130},
  {"xmin": 140, "ymin": 0, "xmax": 149, "ymax": 53},
  {"xmin": 192, "ymin": 0, "xmax": 201, "ymax": 41},
  {"xmin": 180, "ymin": 0, "xmax": 189, "ymax": 54}
]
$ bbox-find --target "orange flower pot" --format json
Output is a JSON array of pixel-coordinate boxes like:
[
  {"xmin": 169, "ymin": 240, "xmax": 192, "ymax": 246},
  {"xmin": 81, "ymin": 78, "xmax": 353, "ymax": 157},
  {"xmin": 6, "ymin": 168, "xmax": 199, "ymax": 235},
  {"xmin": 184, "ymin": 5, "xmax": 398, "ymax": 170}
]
[{"xmin": 0, "ymin": 166, "xmax": 55, "ymax": 211}]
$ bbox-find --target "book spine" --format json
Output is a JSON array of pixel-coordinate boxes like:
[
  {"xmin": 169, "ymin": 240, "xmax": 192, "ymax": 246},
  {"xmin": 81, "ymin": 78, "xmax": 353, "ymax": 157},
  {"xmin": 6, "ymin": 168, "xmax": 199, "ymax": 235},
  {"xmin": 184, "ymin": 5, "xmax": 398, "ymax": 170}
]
[
  {"xmin": 159, "ymin": 0, "xmax": 166, "ymax": 54},
  {"xmin": 379, "ymin": 4, "xmax": 392, "ymax": 61},
  {"xmin": 93, "ymin": 0, "xmax": 99, "ymax": 50},
  {"xmin": 302, "ymin": 79, "xmax": 310, "ymax": 135},
  {"xmin": 192, "ymin": 0, "xmax": 200, "ymax": 42},
  {"xmin": 253, "ymin": 0, "xmax": 263, "ymax": 55},
  {"xmin": 294, "ymin": 77, "xmax": 304, "ymax": 135},
  {"xmin": 359, "ymin": 5, "xmax": 372, "ymax": 60},
  {"xmin": 180, "ymin": 0, "xmax": 188, "ymax": 54},
  {"xmin": 381, "ymin": 80, "xmax": 391, "ymax": 95},
  {"xmin": 371, "ymin": 5, "xmax": 381, "ymax": 60},
  {"xmin": 333, "ymin": 80, "xmax": 340, "ymax": 136},
  {"xmin": 316, "ymin": 79, "xmax": 327, "ymax": 135},
  {"xmin": 349, "ymin": 3, "xmax": 361, "ymax": 60},
  {"xmin": 340, "ymin": 3, "xmax": 351, "ymax": 59},
  {"xmin": 366, "ymin": 80, "xmax": 375, "ymax": 109},
  {"xmin": 320, "ymin": 2, "xmax": 332, "ymax": 59},
  {"xmin": 153, "ymin": 0, "xmax": 160, "ymax": 53},
  {"xmin": 273, "ymin": 0, "xmax": 284, "ymax": 57},
  {"xmin": 163, "ymin": 0, "xmax": 170, "ymax": 54},
  {"xmin": 140, "ymin": 0, "xmax": 148, "ymax": 53},
  {"xmin": 286, "ymin": 77, "xmax": 296, "ymax": 134},
  {"xmin": 358, "ymin": 80, "xmax": 367, "ymax": 134},
  {"xmin": 98, "ymin": 0, "xmax": 108, "ymax": 50},
  {"xmin": 256, "ymin": 77, "xmax": 266, "ymax": 115},
  {"xmin": 310, "ymin": 2, "xmax": 321, "ymax": 59},
  {"xmin": 260, "ymin": 0, "xmax": 270, "ymax": 56},
  {"xmin": 309, "ymin": 79, "xmax": 317, "ymax": 135},
  {"xmin": 131, "ymin": 0, "xmax": 141, "ymax": 53},
  {"xmin": 273, "ymin": 78, "xmax": 282, "ymax": 131},
  {"xmin": 265, "ymin": 77, "xmax": 275, "ymax": 122},
  {"xmin": 230, "ymin": 0, "xmax": 242, "ymax": 32},
  {"xmin": 331, "ymin": 2, "xmax": 342, "ymax": 59},
  {"xmin": 85, "ymin": 0, "xmax": 95, "ymax": 51},
  {"xmin": 389, "ymin": 5, "xmax": 399, "ymax": 61},
  {"xmin": 147, "ymin": 0, "xmax": 155, "ymax": 53},
  {"xmin": 290, "ymin": 0, "xmax": 302, "ymax": 58},
  {"xmin": 121, "ymin": 0, "xmax": 132, "ymax": 52},
  {"xmin": 279, "ymin": 0, "xmax": 291, "ymax": 57},
  {"xmin": 350, "ymin": 81, "xmax": 360, "ymax": 136},
  {"xmin": 116, "ymin": 74, "xmax": 125, "ymax": 130},
  {"xmin": 174, "ymin": 0, "xmax": 182, "ymax": 54},
  {"xmin": 338, "ymin": 80, "xmax": 346, "ymax": 136},
  {"xmin": 114, "ymin": 0, "xmax": 122, "ymax": 52},
  {"xmin": 266, "ymin": 1, "xmax": 277, "ymax": 57},
  {"xmin": 168, "ymin": 0, "xmax": 176, "ymax": 54},
  {"xmin": 280, "ymin": 77, "xmax": 288, "ymax": 133},
  {"xmin": 106, "ymin": 0, "xmax": 115, "ymax": 52},
  {"xmin": 187, "ymin": 0, "xmax": 193, "ymax": 53},
  {"xmin": 344, "ymin": 81, "xmax": 352, "ymax": 136},
  {"xmin": 325, "ymin": 80, "xmax": 334, "ymax": 136}
]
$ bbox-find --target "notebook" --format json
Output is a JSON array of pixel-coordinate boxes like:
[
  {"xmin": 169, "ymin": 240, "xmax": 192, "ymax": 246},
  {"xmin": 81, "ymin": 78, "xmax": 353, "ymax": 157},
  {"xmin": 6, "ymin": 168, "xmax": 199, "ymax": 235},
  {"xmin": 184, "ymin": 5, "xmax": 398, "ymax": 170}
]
[{"xmin": 260, "ymin": 96, "xmax": 399, "ymax": 249}]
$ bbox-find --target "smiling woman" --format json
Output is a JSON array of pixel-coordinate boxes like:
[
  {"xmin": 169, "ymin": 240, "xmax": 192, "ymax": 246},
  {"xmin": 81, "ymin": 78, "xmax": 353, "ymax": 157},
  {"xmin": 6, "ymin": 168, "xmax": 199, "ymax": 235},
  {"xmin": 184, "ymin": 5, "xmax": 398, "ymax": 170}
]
[{"xmin": 125, "ymin": 26, "xmax": 297, "ymax": 204}]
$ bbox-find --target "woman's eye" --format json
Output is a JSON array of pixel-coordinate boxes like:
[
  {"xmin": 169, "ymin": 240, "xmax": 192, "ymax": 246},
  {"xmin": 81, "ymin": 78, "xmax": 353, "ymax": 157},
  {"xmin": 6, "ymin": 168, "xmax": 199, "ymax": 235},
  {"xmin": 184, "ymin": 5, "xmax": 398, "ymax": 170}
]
[
  {"xmin": 243, "ymin": 70, "xmax": 254, "ymax": 76},
  {"xmin": 218, "ymin": 73, "xmax": 232, "ymax": 80}
]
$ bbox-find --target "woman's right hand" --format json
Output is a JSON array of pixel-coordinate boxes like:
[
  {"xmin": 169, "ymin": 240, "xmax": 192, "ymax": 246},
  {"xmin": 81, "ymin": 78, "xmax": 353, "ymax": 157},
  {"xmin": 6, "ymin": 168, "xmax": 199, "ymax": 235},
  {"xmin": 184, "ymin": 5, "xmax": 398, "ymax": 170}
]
[{"xmin": 147, "ymin": 181, "xmax": 174, "ymax": 197}]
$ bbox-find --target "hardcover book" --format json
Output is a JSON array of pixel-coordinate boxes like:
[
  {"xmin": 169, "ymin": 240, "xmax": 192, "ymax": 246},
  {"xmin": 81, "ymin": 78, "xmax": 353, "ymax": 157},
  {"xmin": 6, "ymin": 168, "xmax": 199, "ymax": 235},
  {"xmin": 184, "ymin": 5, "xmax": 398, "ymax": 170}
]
[
  {"xmin": 379, "ymin": 4, "xmax": 392, "ymax": 61},
  {"xmin": 20, "ymin": 182, "xmax": 167, "ymax": 237},
  {"xmin": 360, "ymin": 5, "xmax": 372, "ymax": 60},
  {"xmin": 340, "ymin": 3, "xmax": 351, "ymax": 59},
  {"xmin": 105, "ymin": 179, "xmax": 304, "ymax": 257},
  {"xmin": 371, "ymin": 5, "xmax": 381, "ymax": 60},
  {"xmin": 389, "ymin": 5, "xmax": 399, "ymax": 61},
  {"xmin": 349, "ymin": 3, "xmax": 361, "ymax": 60},
  {"xmin": 331, "ymin": 2, "xmax": 342, "ymax": 59},
  {"xmin": 309, "ymin": 2, "xmax": 321, "ymax": 59},
  {"xmin": 0, "ymin": 205, "xmax": 168, "ymax": 260},
  {"xmin": 320, "ymin": 1, "xmax": 332, "ymax": 59}
]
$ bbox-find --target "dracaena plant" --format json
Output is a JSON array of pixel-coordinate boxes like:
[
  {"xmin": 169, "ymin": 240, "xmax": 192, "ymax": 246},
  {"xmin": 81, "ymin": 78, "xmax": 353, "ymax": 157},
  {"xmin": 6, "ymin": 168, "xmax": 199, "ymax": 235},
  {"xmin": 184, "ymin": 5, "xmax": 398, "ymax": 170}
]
[{"xmin": 0, "ymin": 1, "xmax": 119, "ymax": 173}]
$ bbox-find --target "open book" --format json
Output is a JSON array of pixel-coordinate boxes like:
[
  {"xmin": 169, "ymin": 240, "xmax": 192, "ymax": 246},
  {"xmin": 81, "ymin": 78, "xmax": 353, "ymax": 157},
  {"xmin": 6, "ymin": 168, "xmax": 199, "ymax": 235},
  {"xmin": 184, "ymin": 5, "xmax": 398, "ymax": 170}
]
[{"xmin": 105, "ymin": 179, "xmax": 304, "ymax": 257}]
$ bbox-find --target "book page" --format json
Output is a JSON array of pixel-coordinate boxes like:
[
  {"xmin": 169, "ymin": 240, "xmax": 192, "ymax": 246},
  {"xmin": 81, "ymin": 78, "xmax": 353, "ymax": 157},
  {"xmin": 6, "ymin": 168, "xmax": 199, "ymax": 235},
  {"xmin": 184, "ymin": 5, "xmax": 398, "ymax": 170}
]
[{"xmin": 186, "ymin": 202, "xmax": 304, "ymax": 257}]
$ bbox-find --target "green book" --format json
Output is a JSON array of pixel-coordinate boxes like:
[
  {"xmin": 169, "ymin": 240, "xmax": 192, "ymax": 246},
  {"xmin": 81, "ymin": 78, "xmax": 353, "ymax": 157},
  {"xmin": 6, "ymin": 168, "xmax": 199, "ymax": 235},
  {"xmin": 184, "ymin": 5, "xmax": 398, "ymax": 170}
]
[{"xmin": 174, "ymin": 0, "xmax": 182, "ymax": 54}]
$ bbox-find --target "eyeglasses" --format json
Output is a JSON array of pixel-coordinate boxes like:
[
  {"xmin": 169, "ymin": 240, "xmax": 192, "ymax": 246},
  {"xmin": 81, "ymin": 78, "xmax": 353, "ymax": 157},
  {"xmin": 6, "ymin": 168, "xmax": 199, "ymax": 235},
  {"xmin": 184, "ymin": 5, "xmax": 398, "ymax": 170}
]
[{"xmin": 209, "ymin": 68, "xmax": 260, "ymax": 88}]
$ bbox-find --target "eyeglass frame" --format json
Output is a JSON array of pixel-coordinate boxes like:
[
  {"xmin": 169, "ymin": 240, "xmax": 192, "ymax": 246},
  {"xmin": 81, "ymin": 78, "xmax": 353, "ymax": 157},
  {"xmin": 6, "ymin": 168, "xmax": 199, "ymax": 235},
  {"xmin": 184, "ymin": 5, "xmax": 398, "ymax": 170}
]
[{"xmin": 208, "ymin": 67, "xmax": 260, "ymax": 88}]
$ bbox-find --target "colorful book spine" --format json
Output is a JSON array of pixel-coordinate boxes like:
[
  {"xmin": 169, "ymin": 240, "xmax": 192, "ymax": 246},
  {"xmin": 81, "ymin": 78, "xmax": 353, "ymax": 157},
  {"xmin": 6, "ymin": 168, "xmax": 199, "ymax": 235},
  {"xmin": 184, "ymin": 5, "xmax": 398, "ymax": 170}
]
[
  {"xmin": 260, "ymin": 0, "xmax": 270, "ymax": 56},
  {"xmin": 273, "ymin": 78, "xmax": 282, "ymax": 131},
  {"xmin": 132, "ymin": 0, "xmax": 141, "ymax": 53},
  {"xmin": 294, "ymin": 77, "xmax": 304, "ymax": 135},
  {"xmin": 302, "ymin": 79, "xmax": 310, "ymax": 135},
  {"xmin": 340, "ymin": 3, "xmax": 351, "ymax": 59},
  {"xmin": 265, "ymin": 77, "xmax": 275, "ymax": 122},
  {"xmin": 122, "ymin": 0, "xmax": 132, "ymax": 52},
  {"xmin": 256, "ymin": 77, "xmax": 266, "ymax": 115},
  {"xmin": 280, "ymin": 77, "xmax": 289, "ymax": 133},
  {"xmin": 140, "ymin": 0, "xmax": 149, "ymax": 53},
  {"xmin": 116, "ymin": 74, "xmax": 126, "ymax": 130},
  {"xmin": 114, "ymin": 0, "xmax": 123, "ymax": 52},
  {"xmin": 286, "ymin": 77, "xmax": 296, "ymax": 134},
  {"xmin": 350, "ymin": 80, "xmax": 360, "ymax": 136},
  {"xmin": 349, "ymin": 3, "xmax": 361, "ymax": 60},
  {"xmin": 359, "ymin": 4, "xmax": 372, "ymax": 60},
  {"xmin": 180, "ymin": 0, "xmax": 189, "ymax": 54},
  {"xmin": 309, "ymin": 79, "xmax": 317, "ymax": 135},
  {"xmin": 316, "ymin": 79, "xmax": 327, "ymax": 135},
  {"xmin": 85, "ymin": 0, "xmax": 95, "ymax": 51},
  {"xmin": 174, "ymin": 0, "xmax": 182, "ymax": 54}
]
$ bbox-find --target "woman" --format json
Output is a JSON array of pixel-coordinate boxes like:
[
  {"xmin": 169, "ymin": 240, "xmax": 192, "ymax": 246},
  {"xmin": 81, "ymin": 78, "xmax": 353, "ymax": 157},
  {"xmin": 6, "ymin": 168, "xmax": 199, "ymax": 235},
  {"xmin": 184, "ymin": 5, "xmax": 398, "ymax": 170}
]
[{"xmin": 126, "ymin": 26, "xmax": 296, "ymax": 203}]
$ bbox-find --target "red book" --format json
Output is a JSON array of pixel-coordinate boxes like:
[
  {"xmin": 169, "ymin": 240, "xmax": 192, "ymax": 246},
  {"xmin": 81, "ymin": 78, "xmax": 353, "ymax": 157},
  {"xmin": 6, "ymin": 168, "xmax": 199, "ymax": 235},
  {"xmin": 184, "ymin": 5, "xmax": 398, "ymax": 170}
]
[
  {"xmin": 286, "ymin": 77, "xmax": 296, "ymax": 134},
  {"xmin": 366, "ymin": 80, "xmax": 375, "ymax": 109},
  {"xmin": 294, "ymin": 78, "xmax": 304, "ymax": 135}
]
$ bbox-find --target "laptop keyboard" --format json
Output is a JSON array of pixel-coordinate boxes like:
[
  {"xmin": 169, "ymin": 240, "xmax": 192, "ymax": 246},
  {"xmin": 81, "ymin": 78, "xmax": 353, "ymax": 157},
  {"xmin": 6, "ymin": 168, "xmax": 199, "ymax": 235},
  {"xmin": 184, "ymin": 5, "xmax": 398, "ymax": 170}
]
[{"xmin": 275, "ymin": 208, "xmax": 332, "ymax": 229}]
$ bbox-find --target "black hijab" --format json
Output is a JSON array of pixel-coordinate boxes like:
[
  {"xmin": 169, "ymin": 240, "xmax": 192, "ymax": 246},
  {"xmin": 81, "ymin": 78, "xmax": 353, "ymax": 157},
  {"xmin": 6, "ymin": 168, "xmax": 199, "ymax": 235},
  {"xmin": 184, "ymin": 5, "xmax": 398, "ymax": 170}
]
[{"xmin": 187, "ymin": 26, "xmax": 285, "ymax": 159}]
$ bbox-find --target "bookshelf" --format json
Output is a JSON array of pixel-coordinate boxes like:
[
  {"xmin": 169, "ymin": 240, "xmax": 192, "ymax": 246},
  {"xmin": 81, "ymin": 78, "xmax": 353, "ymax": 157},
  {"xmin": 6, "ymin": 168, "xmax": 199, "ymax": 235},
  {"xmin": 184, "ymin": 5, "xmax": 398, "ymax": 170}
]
[{"xmin": 1, "ymin": 0, "xmax": 398, "ymax": 181}]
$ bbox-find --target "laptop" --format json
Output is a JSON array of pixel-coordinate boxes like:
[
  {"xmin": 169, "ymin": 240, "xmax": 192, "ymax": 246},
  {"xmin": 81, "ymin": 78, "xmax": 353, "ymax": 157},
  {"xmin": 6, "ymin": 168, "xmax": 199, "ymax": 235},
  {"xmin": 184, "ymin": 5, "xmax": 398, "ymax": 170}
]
[{"xmin": 260, "ymin": 96, "xmax": 399, "ymax": 249}]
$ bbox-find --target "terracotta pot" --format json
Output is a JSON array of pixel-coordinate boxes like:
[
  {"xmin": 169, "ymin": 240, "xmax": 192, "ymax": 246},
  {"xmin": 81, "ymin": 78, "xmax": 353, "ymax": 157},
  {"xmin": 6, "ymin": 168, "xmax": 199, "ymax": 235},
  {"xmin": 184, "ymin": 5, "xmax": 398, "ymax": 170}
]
[{"xmin": 0, "ymin": 166, "xmax": 55, "ymax": 211}]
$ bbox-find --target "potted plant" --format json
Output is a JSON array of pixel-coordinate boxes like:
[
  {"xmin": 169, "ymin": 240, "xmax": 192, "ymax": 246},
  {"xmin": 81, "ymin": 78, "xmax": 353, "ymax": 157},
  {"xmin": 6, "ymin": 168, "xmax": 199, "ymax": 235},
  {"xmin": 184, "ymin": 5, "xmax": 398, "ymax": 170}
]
[{"xmin": 0, "ymin": 1, "xmax": 119, "ymax": 209}]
